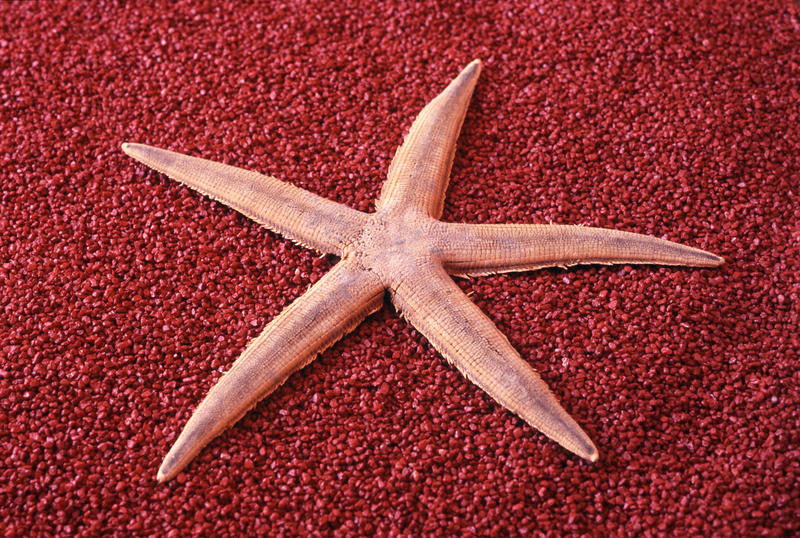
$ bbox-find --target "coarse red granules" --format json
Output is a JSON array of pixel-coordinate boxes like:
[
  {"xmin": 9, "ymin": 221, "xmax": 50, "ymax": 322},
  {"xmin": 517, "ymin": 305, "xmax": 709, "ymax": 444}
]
[{"xmin": 1, "ymin": 0, "xmax": 798, "ymax": 535}]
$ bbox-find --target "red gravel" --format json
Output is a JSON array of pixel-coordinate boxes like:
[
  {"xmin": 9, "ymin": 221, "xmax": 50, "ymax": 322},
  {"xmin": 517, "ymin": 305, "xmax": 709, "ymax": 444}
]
[{"xmin": 2, "ymin": 1, "xmax": 799, "ymax": 535}]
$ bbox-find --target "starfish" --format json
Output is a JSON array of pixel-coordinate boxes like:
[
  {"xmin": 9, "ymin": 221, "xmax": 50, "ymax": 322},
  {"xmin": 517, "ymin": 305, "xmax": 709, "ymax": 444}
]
[{"xmin": 122, "ymin": 59, "xmax": 723, "ymax": 482}]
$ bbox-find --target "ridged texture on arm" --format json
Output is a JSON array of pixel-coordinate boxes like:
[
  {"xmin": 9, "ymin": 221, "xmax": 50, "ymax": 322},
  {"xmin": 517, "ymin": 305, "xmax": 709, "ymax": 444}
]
[
  {"xmin": 389, "ymin": 261, "xmax": 598, "ymax": 462},
  {"xmin": 437, "ymin": 223, "xmax": 724, "ymax": 276},
  {"xmin": 122, "ymin": 143, "xmax": 368, "ymax": 256},
  {"xmin": 157, "ymin": 260, "xmax": 385, "ymax": 481},
  {"xmin": 376, "ymin": 60, "xmax": 481, "ymax": 218}
]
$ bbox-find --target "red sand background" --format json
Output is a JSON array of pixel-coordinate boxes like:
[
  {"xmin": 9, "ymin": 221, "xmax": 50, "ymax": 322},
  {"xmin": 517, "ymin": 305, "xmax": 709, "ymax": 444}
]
[{"xmin": 2, "ymin": 1, "xmax": 798, "ymax": 535}]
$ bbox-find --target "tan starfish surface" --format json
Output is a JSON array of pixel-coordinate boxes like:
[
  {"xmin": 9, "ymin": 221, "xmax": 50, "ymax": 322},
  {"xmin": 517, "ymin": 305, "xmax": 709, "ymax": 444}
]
[{"xmin": 123, "ymin": 60, "xmax": 723, "ymax": 482}]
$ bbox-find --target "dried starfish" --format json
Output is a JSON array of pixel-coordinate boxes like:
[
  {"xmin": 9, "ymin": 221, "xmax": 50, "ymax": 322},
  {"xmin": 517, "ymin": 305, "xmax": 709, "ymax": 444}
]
[{"xmin": 123, "ymin": 59, "xmax": 723, "ymax": 482}]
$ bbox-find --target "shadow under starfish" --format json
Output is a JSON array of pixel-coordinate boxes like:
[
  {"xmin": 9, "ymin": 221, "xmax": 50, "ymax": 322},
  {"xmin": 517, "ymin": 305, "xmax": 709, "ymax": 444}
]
[{"xmin": 123, "ymin": 59, "xmax": 723, "ymax": 482}]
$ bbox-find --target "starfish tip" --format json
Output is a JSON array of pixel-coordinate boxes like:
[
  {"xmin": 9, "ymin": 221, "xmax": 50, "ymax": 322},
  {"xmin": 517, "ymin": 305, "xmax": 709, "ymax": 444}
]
[
  {"xmin": 568, "ymin": 431, "xmax": 599, "ymax": 462},
  {"xmin": 156, "ymin": 465, "xmax": 173, "ymax": 483},
  {"xmin": 156, "ymin": 451, "xmax": 182, "ymax": 482},
  {"xmin": 464, "ymin": 58, "xmax": 482, "ymax": 76},
  {"xmin": 121, "ymin": 142, "xmax": 136, "ymax": 156},
  {"xmin": 698, "ymin": 251, "xmax": 725, "ymax": 267}
]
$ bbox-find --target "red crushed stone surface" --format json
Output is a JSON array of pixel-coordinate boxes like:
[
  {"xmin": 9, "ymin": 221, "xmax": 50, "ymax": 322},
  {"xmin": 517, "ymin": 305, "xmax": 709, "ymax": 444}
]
[{"xmin": 2, "ymin": 0, "xmax": 799, "ymax": 535}]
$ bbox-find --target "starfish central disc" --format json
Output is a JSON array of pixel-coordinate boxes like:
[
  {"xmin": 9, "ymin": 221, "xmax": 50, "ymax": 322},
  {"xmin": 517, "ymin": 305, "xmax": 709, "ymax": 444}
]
[{"xmin": 351, "ymin": 212, "xmax": 440, "ymax": 283}]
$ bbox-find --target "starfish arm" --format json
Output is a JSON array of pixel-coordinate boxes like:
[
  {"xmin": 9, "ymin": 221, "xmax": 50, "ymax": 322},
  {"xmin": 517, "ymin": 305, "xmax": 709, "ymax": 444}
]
[
  {"xmin": 376, "ymin": 60, "xmax": 482, "ymax": 218},
  {"xmin": 156, "ymin": 260, "xmax": 385, "ymax": 481},
  {"xmin": 435, "ymin": 223, "xmax": 725, "ymax": 276},
  {"xmin": 122, "ymin": 143, "xmax": 368, "ymax": 256},
  {"xmin": 389, "ymin": 261, "xmax": 598, "ymax": 462}
]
